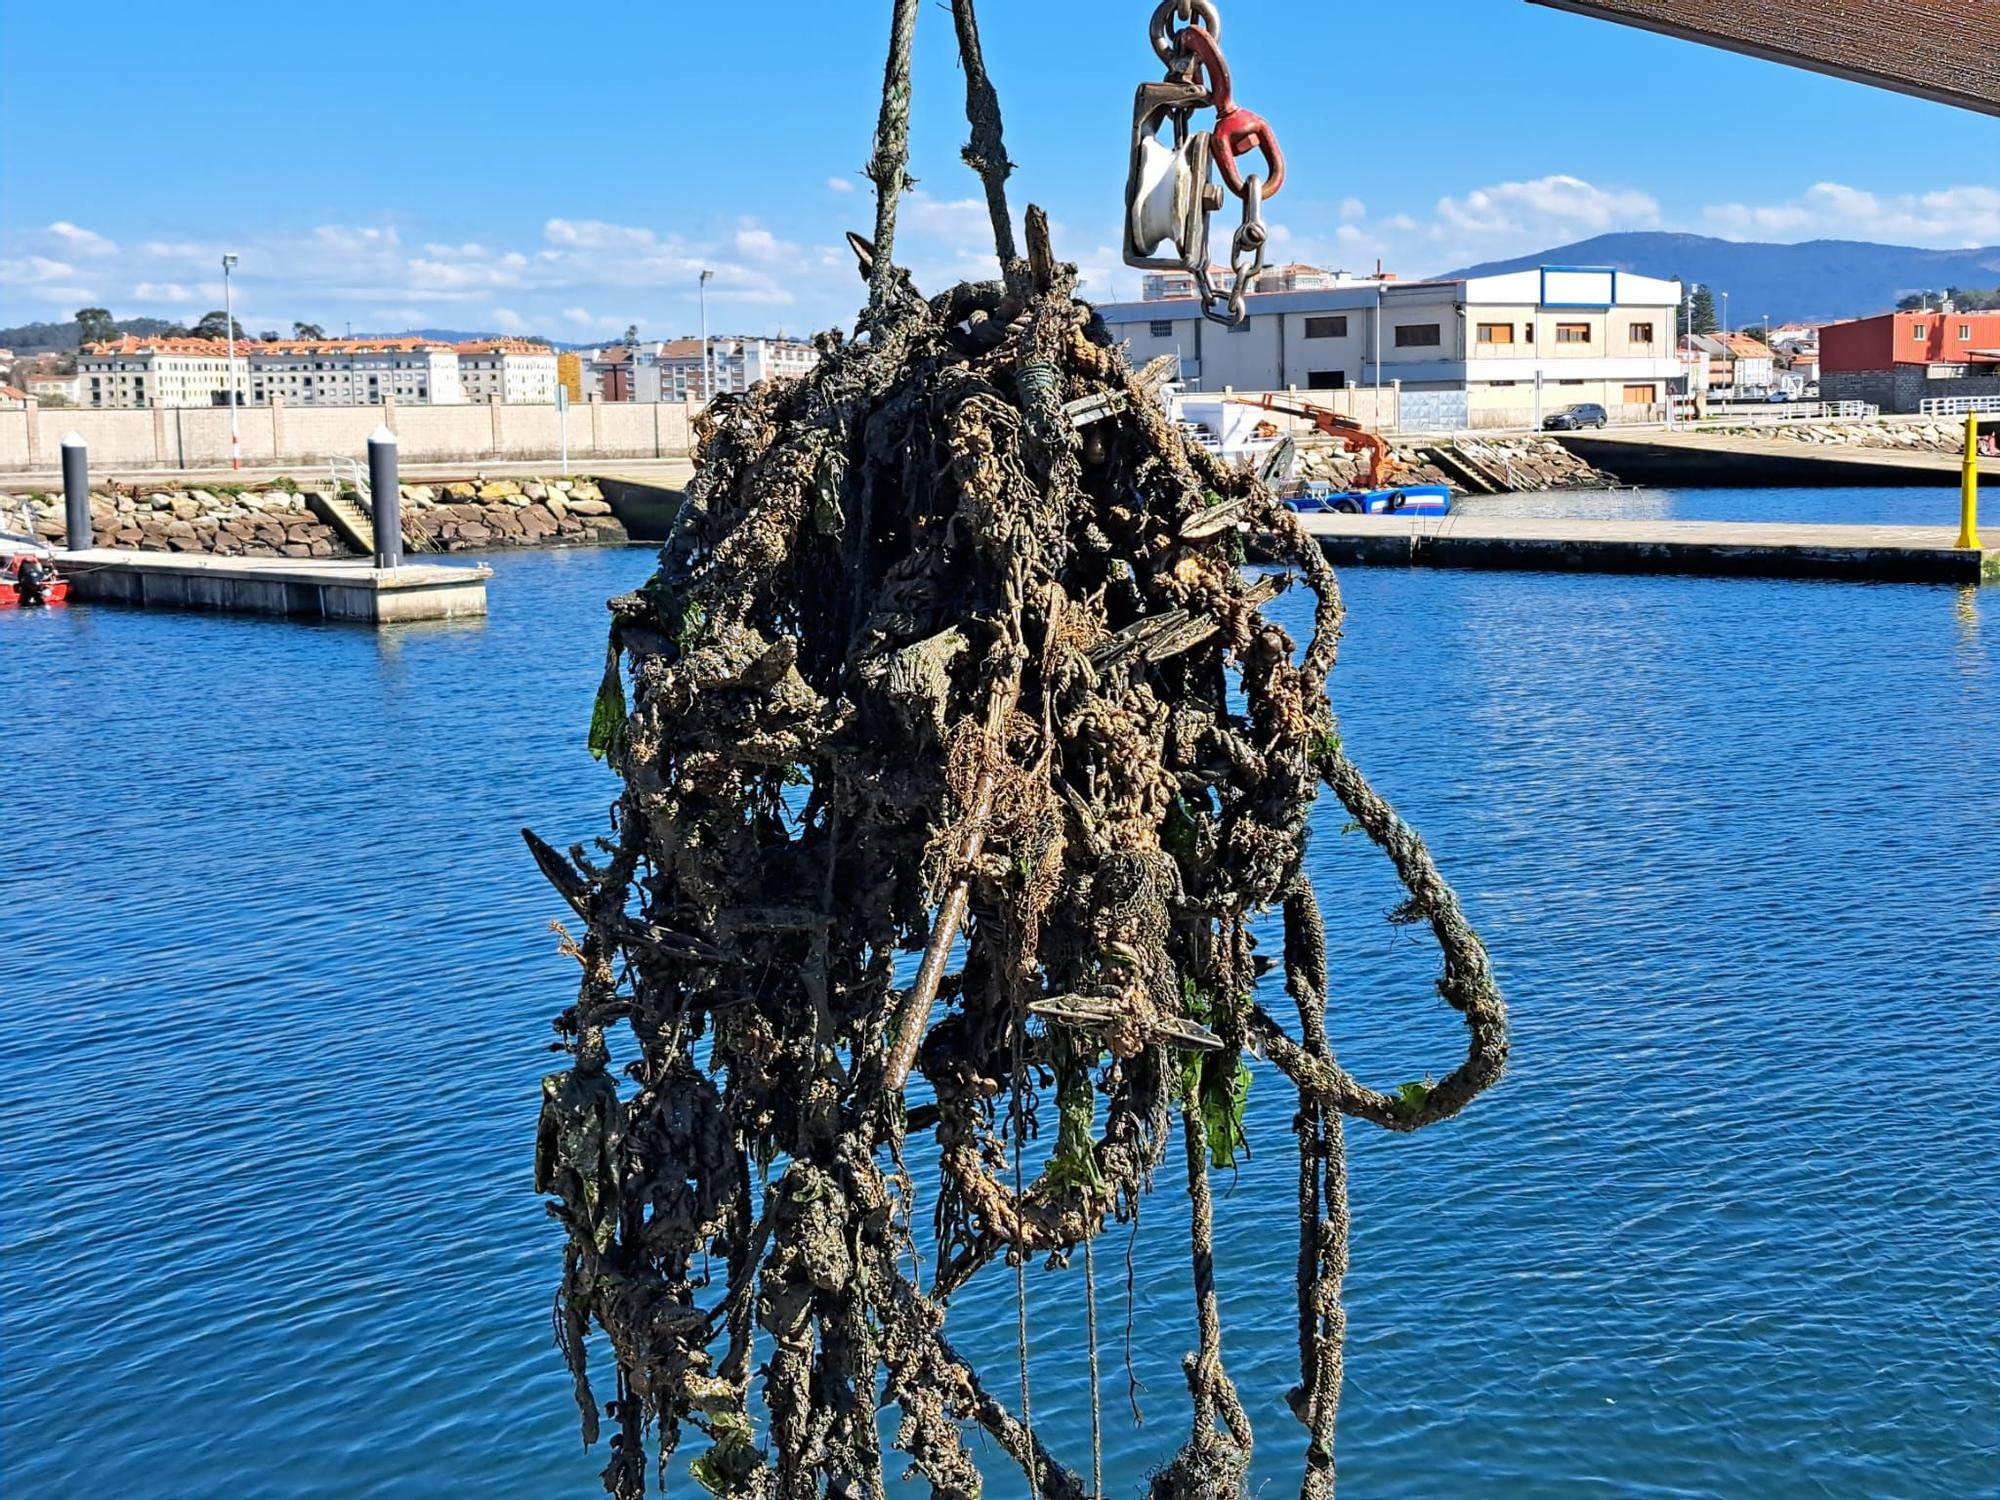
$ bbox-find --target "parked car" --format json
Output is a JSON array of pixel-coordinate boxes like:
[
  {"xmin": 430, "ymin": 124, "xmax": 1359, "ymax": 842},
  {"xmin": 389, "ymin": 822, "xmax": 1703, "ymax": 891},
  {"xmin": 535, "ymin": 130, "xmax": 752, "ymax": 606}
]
[
  {"xmin": 1543, "ymin": 403, "xmax": 1607, "ymax": 431},
  {"xmin": 1766, "ymin": 389, "xmax": 1795, "ymax": 403}
]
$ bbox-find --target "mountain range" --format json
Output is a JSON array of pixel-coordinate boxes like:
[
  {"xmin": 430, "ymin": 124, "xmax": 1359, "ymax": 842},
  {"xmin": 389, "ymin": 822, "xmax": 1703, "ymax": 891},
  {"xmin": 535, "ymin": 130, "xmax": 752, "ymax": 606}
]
[{"xmin": 1440, "ymin": 233, "xmax": 2000, "ymax": 322}]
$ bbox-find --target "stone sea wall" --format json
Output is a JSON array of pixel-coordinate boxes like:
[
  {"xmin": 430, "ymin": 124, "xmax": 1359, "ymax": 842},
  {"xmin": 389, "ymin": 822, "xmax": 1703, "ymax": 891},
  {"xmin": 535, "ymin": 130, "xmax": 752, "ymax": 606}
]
[
  {"xmin": 1749, "ymin": 416, "xmax": 1979, "ymax": 453},
  {"xmin": 1294, "ymin": 434, "xmax": 1611, "ymax": 495},
  {"xmin": 4, "ymin": 476, "xmax": 628, "ymax": 558},
  {"xmin": 400, "ymin": 479, "xmax": 629, "ymax": 552}
]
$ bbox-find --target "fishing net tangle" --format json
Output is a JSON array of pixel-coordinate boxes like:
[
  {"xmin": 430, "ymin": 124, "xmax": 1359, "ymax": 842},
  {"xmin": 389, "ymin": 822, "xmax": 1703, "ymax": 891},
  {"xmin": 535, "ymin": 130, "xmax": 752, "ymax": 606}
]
[{"xmin": 531, "ymin": 4, "xmax": 1508, "ymax": 1495}]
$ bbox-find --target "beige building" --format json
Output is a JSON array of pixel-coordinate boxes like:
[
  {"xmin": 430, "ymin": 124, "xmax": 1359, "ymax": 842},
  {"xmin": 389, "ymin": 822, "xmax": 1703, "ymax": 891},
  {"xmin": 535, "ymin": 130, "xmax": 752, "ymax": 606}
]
[
  {"xmin": 80, "ymin": 336, "xmax": 241, "ymax": 409},
  {"xmin": 457, "ymin": 340, "xmax": 559, "ymax": 404},
  {"xmin": 1102, "ymin": 265, "xmax": 1685, "ymax": 429},
  {"xmin": 24, "ymin": 371, "xmax": 85, "ymax": 405}
]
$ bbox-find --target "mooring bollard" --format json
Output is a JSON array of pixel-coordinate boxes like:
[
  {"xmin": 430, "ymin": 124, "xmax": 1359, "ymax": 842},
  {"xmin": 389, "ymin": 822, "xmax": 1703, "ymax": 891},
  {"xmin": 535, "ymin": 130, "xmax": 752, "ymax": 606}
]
[
  {"xmin": 1959, "ymin": 409, "xmax": 1982, "ymax": 551},
  {"xmin": 61, "ymin": 432, "xmax": 91, "ymax": 551},
  {"xmin": 368, "ymin": 425, "xmax": 402, "ymax": 570}
]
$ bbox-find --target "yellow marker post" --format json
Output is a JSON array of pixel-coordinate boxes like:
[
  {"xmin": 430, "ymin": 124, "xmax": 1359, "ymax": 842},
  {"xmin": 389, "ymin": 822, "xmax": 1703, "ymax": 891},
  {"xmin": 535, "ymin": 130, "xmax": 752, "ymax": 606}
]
[{"xmin": 1958, "ymin": 410, "xmax": 1982, "ymax": 550}]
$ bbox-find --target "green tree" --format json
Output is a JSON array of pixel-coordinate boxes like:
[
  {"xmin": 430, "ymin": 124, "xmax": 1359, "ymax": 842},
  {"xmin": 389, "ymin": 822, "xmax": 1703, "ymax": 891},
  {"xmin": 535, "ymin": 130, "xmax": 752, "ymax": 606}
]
[
  {"xmin": 190, "ymin": 309, "xmax": 246, "ymax": 342},
  {"xmin": 292, "ymin": 321, "xmax": 326, "ymax": 340},
  {"xmin": 74, "ymin": 306, "xmax": 116, "ymax": 347},
  {"xmin": 1687, "ymin": 284, "xmax": 1719, "ymax": 336}
]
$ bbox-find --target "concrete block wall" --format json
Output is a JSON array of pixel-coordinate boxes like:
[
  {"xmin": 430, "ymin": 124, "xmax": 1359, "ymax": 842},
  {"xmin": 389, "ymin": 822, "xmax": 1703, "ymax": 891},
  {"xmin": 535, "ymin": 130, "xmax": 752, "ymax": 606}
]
[
  {"xmin": 1824, "ymin": 367, "xmax": 2000, "ymax": 414},
  {"xmin": 0, "ymin": 396, "xmax": 700, "ymax": 473}
]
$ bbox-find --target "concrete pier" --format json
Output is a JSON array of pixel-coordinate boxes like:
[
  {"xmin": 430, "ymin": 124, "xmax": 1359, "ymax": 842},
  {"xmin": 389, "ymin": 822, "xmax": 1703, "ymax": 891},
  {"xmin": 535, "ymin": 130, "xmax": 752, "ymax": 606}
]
[
  {"xmin": 1559, "ymin": 429, "xmax": 1999, "ymax": 489},
  {"xmin": 60, "ymin": 550, "xmax": 492, "ymax": 623},
  {"xmin": 1298, "ymin": 513, "xmax": 2000, "ymax": 586}
]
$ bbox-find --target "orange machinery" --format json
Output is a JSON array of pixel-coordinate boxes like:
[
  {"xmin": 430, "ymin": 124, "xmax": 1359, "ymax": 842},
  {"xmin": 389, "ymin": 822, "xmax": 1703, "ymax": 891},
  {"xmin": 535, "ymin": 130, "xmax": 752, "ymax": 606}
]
[{"xmin": 1227, "ymin": 392, "xmax": 1402, "ymax": 489}]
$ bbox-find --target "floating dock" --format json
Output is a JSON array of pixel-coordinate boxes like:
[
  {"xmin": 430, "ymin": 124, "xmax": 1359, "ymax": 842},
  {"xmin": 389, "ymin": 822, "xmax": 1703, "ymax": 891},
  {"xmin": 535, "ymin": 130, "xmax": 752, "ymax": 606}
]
[
  {"xmin": 60, "ymin": 550, "xmax": 492, "ymax": 623},
  {"xmin": 1298, "ymin": 514, "xmax": 2000, "ymax": 586}
]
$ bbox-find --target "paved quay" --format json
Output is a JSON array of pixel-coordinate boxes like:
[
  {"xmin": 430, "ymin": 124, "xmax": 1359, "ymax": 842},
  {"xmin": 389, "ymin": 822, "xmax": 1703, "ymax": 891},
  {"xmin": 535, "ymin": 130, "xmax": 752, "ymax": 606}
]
[
  {"xmin": 1298, "ymin": 513, "xmax": 2000, "ymax": 586},
  {"xmin": 60, "ymin": 550, "xmax": 493, "ymax": 624}
]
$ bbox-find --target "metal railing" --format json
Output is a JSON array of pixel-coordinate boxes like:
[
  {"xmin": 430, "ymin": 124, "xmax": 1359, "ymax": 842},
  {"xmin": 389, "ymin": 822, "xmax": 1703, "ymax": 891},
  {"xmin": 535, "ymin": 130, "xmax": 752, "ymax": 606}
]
[
  {"xmin": 1687, "ymin": 400, "xmax": 1878, "ymax": 425},
  {"xmin": 1920, "ymin": 395, "xmax": 2000, "ymax": 417},
  {"xmin": 327, "ymin": 455, "xmax": 367, "ymax": 505}
]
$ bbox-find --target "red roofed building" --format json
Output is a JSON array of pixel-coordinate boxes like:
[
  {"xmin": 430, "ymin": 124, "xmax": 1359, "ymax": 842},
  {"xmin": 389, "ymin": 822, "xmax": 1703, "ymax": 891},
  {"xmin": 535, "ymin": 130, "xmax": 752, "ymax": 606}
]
[{"xmin": 1821, "ymin": 308, "xmax": 2000, "ymax": 411}]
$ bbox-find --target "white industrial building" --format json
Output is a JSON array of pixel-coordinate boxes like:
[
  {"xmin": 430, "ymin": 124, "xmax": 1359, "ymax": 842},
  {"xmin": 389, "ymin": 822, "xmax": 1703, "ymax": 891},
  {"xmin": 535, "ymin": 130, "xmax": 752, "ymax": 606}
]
[
  {"xmin": 456, "ymin": 339, "xmax": 560, "ymax": 404},
  {"xmin": 1100, "ymin": 266, "xmax": 1685, "ymax": 429}
]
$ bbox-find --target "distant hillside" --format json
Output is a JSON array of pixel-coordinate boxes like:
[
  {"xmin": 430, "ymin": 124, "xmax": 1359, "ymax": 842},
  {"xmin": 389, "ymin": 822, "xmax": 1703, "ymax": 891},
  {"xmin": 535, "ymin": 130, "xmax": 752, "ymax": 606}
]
[
  {"xmin": 1440, "ymin": 233, "xmax": 2000, "ymax": 322},
  {"xmin": 359, "ymin": 327, "xmax": 595, "ymax": 349},
  {"xmin": 0, "ymin": 315, "xmax": 185, "ymax": 356}
]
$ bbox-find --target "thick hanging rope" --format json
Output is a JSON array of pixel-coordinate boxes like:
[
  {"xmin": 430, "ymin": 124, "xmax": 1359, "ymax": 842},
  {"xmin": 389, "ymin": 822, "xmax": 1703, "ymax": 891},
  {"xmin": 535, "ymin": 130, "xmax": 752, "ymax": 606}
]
[{"xmin": 529, "ymin": 4, "xmax": 1507, "ymax": 1496}]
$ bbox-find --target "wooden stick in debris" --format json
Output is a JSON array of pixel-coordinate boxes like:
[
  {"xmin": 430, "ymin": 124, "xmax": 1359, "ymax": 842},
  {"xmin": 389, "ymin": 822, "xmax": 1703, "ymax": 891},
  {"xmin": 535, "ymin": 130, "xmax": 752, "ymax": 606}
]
[{"xmin": 883, "ymin": 662, "xmax": 1024, "ymax": 1094}]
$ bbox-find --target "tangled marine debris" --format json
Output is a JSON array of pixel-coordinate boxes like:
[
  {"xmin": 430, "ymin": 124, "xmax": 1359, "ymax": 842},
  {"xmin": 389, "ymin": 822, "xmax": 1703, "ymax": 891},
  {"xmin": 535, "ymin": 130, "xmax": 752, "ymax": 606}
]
[{"xmin": 530, "ymin": 5, "xmax": 1506, "ymax": 1496}]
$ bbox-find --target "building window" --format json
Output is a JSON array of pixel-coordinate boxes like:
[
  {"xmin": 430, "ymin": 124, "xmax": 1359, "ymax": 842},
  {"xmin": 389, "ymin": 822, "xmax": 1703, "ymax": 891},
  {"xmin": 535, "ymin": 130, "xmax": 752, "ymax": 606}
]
[
  {"xmin": 1306, "ymin": 370, "xmax": 1345, "ymax": 389},
  {"xmin": 1394, "ymin": 324, "xmax": 1441, "ymax": 348},
  {"xmin": 1622, "ymin": 383, "xmax": 1656, "ymax": 404},
  {"xmin": 1556, "ymin": 322, "xmax": 1591, "ymax": 344},
  {"xmin": 1303, "ymin": 316, "xmax": 1348, "ymax": 339},
  {"xmin": 1476, "ymin": 322, "xmax": 1515, "ymax": 344},
  {"xmin": 1959, "ymin": 324, "xmax": 1973, "ymax": 340},
  {"xmin": 1148, "ymin": 319, "xmax": 1174, "ymax": 338},
  {"xmin": 1629, "ymin": 322, "xmax": 1654, "ymax": 342},
  {"xmin": 1911, "ymin": 325, "xmax": 1928, "ymax": 339}
]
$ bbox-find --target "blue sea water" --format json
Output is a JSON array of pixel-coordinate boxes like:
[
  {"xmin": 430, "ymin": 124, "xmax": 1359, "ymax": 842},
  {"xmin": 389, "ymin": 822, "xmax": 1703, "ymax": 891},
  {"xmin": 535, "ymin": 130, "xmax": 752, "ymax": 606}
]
[{"xmin": 3, "ymin": 491, "xmax": 1996, "ymax": 1498}]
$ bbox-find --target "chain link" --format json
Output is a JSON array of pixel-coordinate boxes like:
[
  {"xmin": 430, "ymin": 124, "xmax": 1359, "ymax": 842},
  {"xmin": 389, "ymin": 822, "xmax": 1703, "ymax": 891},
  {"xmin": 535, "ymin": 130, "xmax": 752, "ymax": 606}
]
[{"xmin": 1129, "ymin": 0, "xmax": 1282, "ymax": 327}]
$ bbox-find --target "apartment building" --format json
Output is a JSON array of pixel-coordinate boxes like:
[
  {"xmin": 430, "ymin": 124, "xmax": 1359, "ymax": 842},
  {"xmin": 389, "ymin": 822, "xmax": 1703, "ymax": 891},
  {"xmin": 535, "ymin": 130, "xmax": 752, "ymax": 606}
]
[
  {"xmin": 1101, "ymin": 265, "xmax": 1684, "ymax": 429},
  {"xmin": 1139, "ymin": 262, "xmax": 1363, "ymax": 302},
  {"xmin": 80, "ymin": 335, "xmax": 468, "ymax": 407},
  {"xmin": 248, "ymin": 338, "xmax": 463, "ymax": 406},
  {"xmin": 78, "ymin": 336, "xmax": 241, "ymax": 409},
  {"xmin": 621, "ymin": 337, "xmax": 821, "ymax": 403},
  {"xmin": 456, "ymin": 340, "xmax": 559, "ymax": 404}
]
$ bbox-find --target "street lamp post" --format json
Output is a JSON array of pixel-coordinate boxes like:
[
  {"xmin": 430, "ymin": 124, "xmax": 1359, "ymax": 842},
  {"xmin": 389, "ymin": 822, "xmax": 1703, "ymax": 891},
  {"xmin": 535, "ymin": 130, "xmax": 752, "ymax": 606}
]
[
  {"xmin": 699, "ymin": 268, "xmax": 714, "ymax": 410},
  {"xmin": 222, "ymin": 253, "xmax": 240, "ymax": 470}
]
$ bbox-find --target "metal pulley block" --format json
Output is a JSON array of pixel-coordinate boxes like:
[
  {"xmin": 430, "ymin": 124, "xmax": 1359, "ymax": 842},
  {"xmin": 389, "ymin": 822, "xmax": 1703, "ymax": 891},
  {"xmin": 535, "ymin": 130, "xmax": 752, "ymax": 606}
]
[{"xmin": 1124, "ymin": 80, "xmax": 1222, "ymax": 274}]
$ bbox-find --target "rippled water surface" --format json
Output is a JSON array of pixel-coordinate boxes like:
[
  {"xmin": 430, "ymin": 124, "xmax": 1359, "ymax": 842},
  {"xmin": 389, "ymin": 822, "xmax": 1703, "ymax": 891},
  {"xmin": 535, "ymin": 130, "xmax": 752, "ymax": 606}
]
[{"xmin": 4, "ymin": 514, "xmax": 1996, "ymax": 1498}]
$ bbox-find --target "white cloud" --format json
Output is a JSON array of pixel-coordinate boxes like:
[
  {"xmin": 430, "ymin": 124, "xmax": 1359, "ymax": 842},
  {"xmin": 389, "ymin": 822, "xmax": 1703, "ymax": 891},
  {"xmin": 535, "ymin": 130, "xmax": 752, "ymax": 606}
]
[
  {"xmin": 733, "ymin": 226, "xmax": 798, "ymax": 263},
  {"xmin": 1436, "ymin": 174, "xmax": 1659, "ymax": 238},
  {"xmin": 491, "ymin": 307, "xmax": 530, "ymax": 333},
  {"xmin": 132, "ymin": 282, "xmax": 195, "ymax": 302},
  {"xmin": 544, "ymin": 218, "xmax": 657, "ymax": 250},
  {"xmin": 1339, "ymin": 197, "xmax": 1367, "ymax": 223},
  {"xmin": 1704, "ymin": 182, "xmax": 2000, "ymax": 246},
  {"xmin": 0, "ymin": 255, "xmax": 76, "ymax": 285},
  {"xmin": 48, "ymin": 221, "xmax": 118, "ymax": 257},
  {"xmin": 827, "ymin": 176, "xmax": 856, "ymax": 194},
  {"xmin": 310, "ymin": 224, "xmax": 399, "ymax": 253}
]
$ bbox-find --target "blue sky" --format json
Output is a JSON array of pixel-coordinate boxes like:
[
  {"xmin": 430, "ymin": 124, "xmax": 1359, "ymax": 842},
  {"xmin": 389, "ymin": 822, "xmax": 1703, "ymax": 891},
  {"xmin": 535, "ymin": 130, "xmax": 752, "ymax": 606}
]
[{"xmin": 3, "ymin": 0, "xmax": 1995, "ymax": 340}]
